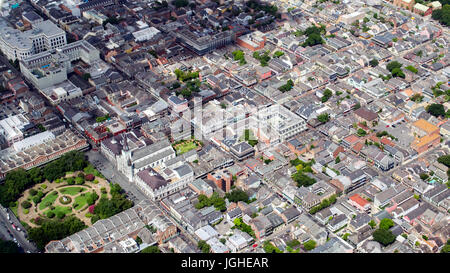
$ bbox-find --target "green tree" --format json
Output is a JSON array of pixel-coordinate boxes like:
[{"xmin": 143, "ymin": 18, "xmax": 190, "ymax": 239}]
[
  {"xmin": 386, "ymin": 61, "xmax": 402, "ymax": 72},
  {"xmin": 135, "ymin": 236, "xmax": 143, "ymax": 245},
  {"xmin": 21, "ymin": 200, "xmax": 32, "ymax": 209},
  {"xmin": 225, "ymin": 189, "xmax": 249, "ymax": 203},
  {"xmin": 82, "ymin": 73, "xmax": 91, "ymax": 81},
  {"xmin": 317, "ymin": 113, "xmax": 330, "ymax": 123},
  {"xmin": 93, "ymin": 190, "xmax": 133, "ymax": 220},
  {"xmin": 404, "ymin": 65, "xmax": 418, "ymax": 73},
  {"xmin": 391, "ymin": 67, "xmax": 405, "ymax": 78},
  {"xmin": 0, "ymin": 239, "xmax": 21, "ymax": 253},
  {"xmin": 379, "ymin": 218, "xmax": 394, "ymax": 230},
  {"xmin": 86, "ymin": 192, "xmax": 99, "ymax": 206},
  {"xmin": 321, "ymin": 89, "xmax": 333, "ymax": 103},
  {"xmin": 278, "ymin": 79, "xmax": 294, "ymax": 92},
  {"xmin": 368, "ymin": 220, "xmax": 376, "ymax": 229},
  {"xmin": 372, "ymin": 228, "xmax": 396, "ymax": 246},
  {"xmin": 141, "ymin": 245, "xmax": 161, "ymax": 253},
  {"xmin": 302, "ymin": 33, "xmax": 324, "ymax": 47},
  {"xmin": 292, "ymin": 172, "xmax": 316, "ymax": 187},
  {"xmin": 273, "ymin": 51, "xmax": 285, "ymax": 58},
  {"xmin": 410, "ymin": 93, "xmax": 424, "ymax": 102},
  {"xmin": 232, "ymin": 50, "xmax": 246, "ymax": 65},
  {"xmin": 263, "ymin": 241, "xmax": 282, "ymax": 253},
  {"xmin": 28, "ymin": 216, "xmax": 86, "ymax": 250},
  {"xmin": 427, "ymin": 103, "xmax": 446, "ymax": 117},
  {"xmin": 437, "ymin": 155, "xmax": 450, "ymax": 168},
  {"xmin": 197, "ymin": 240, "xmax": 211, "ymax": 253},
  {"xmin": 357, "ymin": 128, "xmax": 367, "ymax": 137},
  {"xmin": 369, "ymin": 59, "xmax": 379, "ymax": 67},
  {"xmin": 432, "ymin": 4, "xmax": 450, "ymax": 26},
  {"xmin": 419, "ymin": 173, "xmax": 429, "ymax": 181}
]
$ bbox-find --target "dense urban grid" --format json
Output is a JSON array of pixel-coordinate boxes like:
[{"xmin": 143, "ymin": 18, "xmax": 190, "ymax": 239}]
[{"xmin": 0, "ymin": 0, "xmax": 449, "ymax": 254}]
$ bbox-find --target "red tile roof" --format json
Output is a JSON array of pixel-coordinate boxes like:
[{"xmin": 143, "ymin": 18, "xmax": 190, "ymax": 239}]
[
  {"xmin": 344, "ymin": 134, "xmax": 360, "ymax": 144},
  {"xmin": 349, "ymin": 194, "xmax": 370, "ymax": 208}
]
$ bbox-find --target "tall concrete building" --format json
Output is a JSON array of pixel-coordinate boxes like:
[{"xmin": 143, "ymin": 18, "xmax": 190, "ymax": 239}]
[
  {"xmin": 19, "ymin": 40, "xmax": 100, "ymax": 89},
  {"xmin": 0, "ymin": 19, "xmax": 66, "ymax": 61}
]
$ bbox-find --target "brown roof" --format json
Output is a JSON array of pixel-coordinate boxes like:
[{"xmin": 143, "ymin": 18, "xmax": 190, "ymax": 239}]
[
  {"xmin": 136, "ymin": 168, "xmax": 168, "ymax": 190},
  {"xmin": 354, "ymin": 107, "xmax": 378, "ymax": 121}
]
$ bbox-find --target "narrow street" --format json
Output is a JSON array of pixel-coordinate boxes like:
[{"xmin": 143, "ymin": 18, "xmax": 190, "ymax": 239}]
[{"xmin": 0, "ymin": 205, "xmax": 39, "ymax": 253}]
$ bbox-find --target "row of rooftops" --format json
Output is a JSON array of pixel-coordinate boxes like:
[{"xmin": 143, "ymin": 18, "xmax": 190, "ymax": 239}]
[{"xmin": 45, "ymin": 199, "xmax": 173, "ymax": 253}]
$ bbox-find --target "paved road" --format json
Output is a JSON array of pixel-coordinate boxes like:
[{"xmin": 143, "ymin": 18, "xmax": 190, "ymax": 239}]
[
  {"xmin": 85, "ymin": 149, "xmax": 148, "ymax": 202},
  {"xmin": 0, "ymin": 205, "xmax": 39, "ymax": 253}
]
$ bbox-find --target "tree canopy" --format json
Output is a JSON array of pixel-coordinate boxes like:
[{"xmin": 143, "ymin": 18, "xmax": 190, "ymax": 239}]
[
  {"xmin": 278, "ymin": 79, "xmax": 294, "ymax": 92},
  {"xmin": 292, "ymin": 172, "xmax": 316, "ymax": 187},
  {"xmin": 0, "ymin": 239, "xmax": 21, "ymax": 253},
  {"xmin": 437, "ymin": 155, "xmax": 450, "ymax": 168},
  {"xmin": 321, "ymin": 89, "xmax": 333, "ymax": 103},
  {"xmin": 0, "ymin": 151, "xmax": 88, "ymax": 207},
  {"xmin": 391, "ymin": 67, "xmax": 405, "ymax": 78},
  {"xmin": 28, "ymin": 216, "xmax": 86, "ymax": 250},
  {"xmin": 263, "ymin": 240, "xmax": 282, "ymax": 253},
  {"xmin": 386, "ymin": 61, "xmax": 402, "ymax": 72},
  {"xmin": 427, "ymin": 103, "xmax": 446, "ymax": 117},
  {"xmin": 379, "ymin": 218, "xmax": 394, "ymax": 230},
  {"xmin": 233, "ymin": 217, "xmax": 255, "ymax": 238},
  {"xmin": 432, "ymin": 4, "xmax": 450, "ymax": 26},
  {"xmin": 195, "ymin": 192, "xmax": 226, "ymax": 211},
  {"xmin": 317, "ymin": 113, "xmax": 330, "ymax": 123},
  {"xmin": 197, "ymin": 240, "xmax": 211, "ymax": 253},
  {"xmin": 253, "ymin": 51, "xmax": 271, "ymax": 66},
  {"xmin": 92, "ymin": 189, "xmax": 133, "ymax": 223},
  {"xmin": 302, "ymin": 32, "xmax": 324, "ymax": 47},
  {"xmin": 232, "ymin": 50, "xmax": 246, "ymax": 65},
  {"xmin": 369, "ymin": 59, "xmax": 379, "ymax": 67},
  {"xmin": 141, "ymin": 245, "xmax": 161, "ymax": 253},
  {"xmin": 372, "ymin": 228, "xmax": 396, "ymax": 246},
  {"xmin": 225, "ymin": 189, "xmax": 249, "ymax": 203}
]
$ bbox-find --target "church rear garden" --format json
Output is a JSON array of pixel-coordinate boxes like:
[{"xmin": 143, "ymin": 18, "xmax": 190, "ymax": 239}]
[{"xmin": 172, "ymin": 138, "xmax": 203, "ymax": 155}]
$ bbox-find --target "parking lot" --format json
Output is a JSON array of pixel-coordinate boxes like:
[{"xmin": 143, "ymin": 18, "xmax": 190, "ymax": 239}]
[{"xmin": 374, "ymin": 119, "xmax": 415, "ymax": 149}]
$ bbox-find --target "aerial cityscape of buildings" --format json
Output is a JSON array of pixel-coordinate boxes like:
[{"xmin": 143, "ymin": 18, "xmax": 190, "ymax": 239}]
[{"xmin": 0, "ymin": 0, "xmax": 449, "ymax": 255}]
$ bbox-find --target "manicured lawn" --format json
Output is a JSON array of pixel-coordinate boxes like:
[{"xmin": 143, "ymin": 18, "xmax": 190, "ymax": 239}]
[
  {"xmin": 44, "ymin": 206, "xmax": 72, "ymax": 217},
  {"xmin": 59, "ymin": 187, "xmax": 86, "ymax": 196},
  {"xmin": 73, "ymin": 192, "xmax": 93, "ymax": 210},
  {"xmin": 39, "ymin": 191, "xmax": 59, "ymax": 210},
  {"xmin": 174, "ymin": 141, "xmax": 198, "ymax": 155}
]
